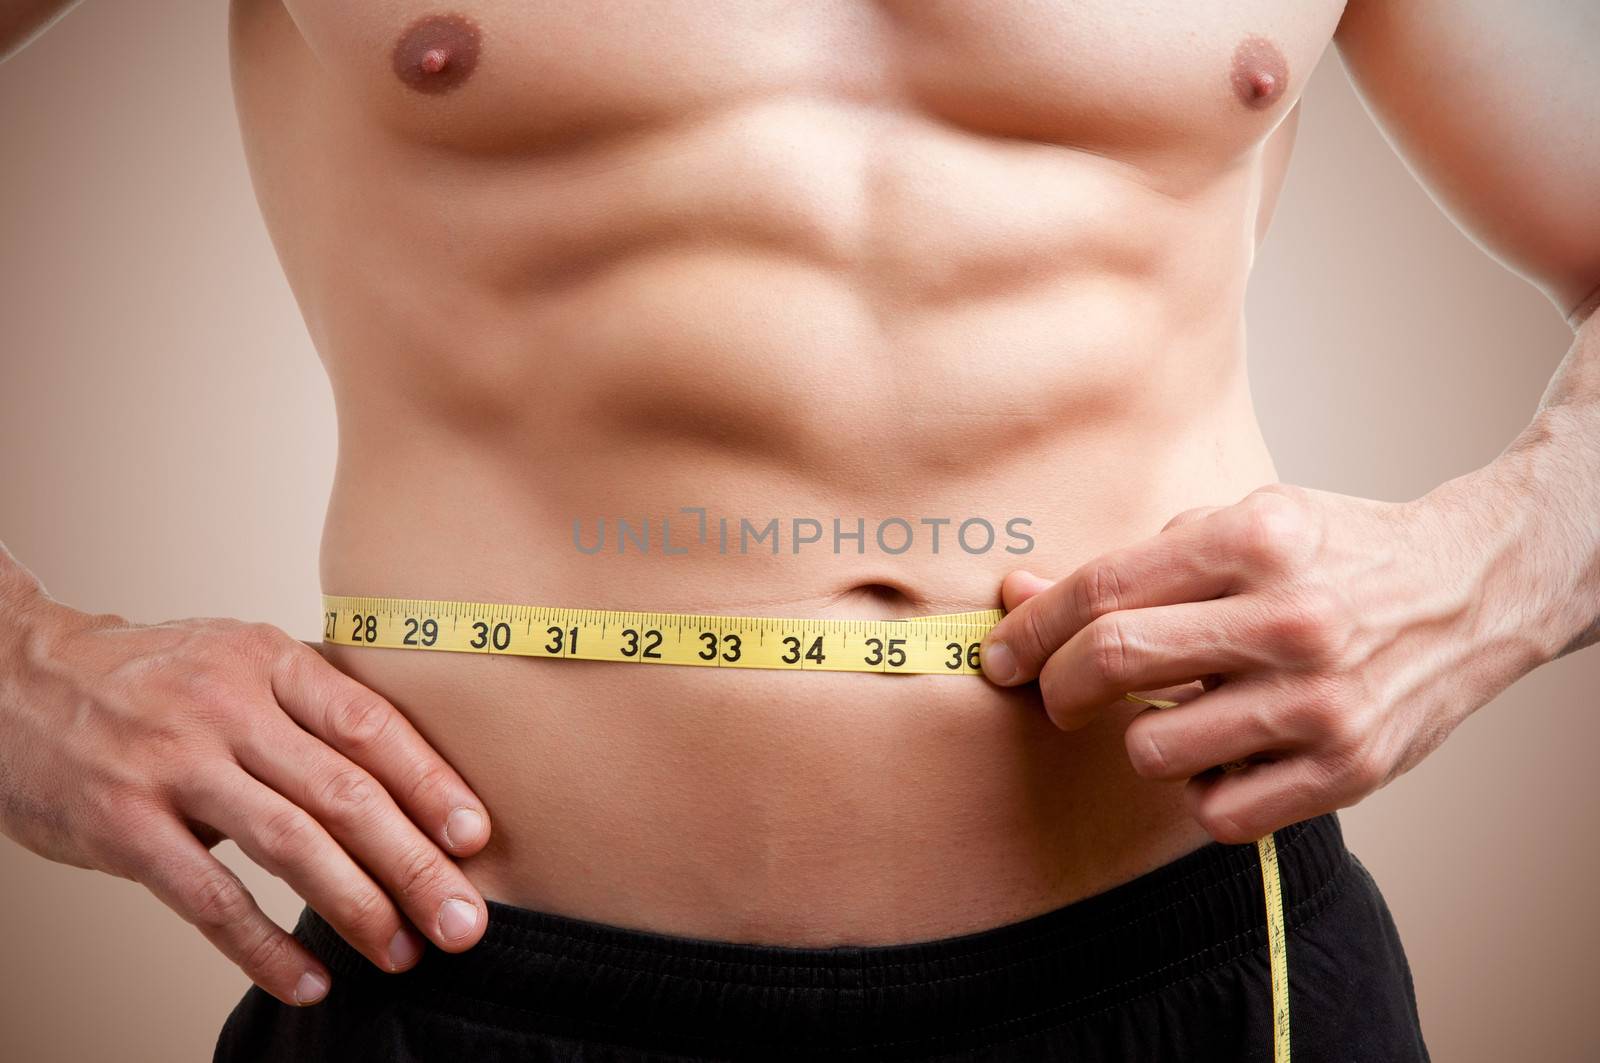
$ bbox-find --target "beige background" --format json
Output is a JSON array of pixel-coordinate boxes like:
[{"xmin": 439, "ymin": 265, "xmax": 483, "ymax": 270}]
[{"xmin": 2, "ymin": 2, "xmax": 1596, "ymax": 1061}]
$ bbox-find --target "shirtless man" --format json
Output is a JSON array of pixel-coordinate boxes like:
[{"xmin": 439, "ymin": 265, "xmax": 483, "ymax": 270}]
[{"xmin": 2, "ymin": 0, "xmax": 1597, "ymax": 1058}]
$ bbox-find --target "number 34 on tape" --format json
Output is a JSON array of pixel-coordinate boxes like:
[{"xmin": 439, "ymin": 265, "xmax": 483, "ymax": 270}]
[{"xmin": 322, "ymin": 596, "xmax": 1003, "ymax": 676}]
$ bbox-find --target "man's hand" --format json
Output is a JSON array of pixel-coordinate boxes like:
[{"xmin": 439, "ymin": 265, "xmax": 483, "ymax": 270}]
[
  {"xmin": 0, "ymin": 600, "xmax": 492, "ymax": 1006},
  {"xmin": 980, "ymin": 481, "xmax": 1559, "ymax": 845}
]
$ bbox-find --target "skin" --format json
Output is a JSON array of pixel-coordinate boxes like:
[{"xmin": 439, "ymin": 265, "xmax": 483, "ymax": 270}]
[
  {"xmin": 1232, "ymin": 36, "xmax": 1287, "ymax": 109},
  {"xmin": 391, "ymin": 13, "xmax": 480, "ymax": 95},
  {"xmin": 1, "ymin": 0, "xmax": 1597, "ymax": 1017}
]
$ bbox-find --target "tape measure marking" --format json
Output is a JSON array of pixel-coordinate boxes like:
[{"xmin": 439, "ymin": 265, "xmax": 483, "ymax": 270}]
[
  {"xmin": 323, "ymin": 594, "xmax": 1289, "ymax": 1061},
  {"xmin": 1259, "ymin": 831, "xmax": 1292, "ymax": 1059},
  {"xmin": 1131, "ymin": 692, "xmax": 1291, "ymax": 1061},
  {"xmin": 323, "ymin": 595, "xmax": 1002, "ymax": 675}
]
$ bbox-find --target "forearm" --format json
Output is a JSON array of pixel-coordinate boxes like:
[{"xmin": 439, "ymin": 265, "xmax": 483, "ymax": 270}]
[
  {"xmin": 1432, "ymin": 305, "xmax": 1600, "ymax": 665},
  {"xmin": 1534, "ymin": 303, "xmax": 1600, "ymax": 656}
]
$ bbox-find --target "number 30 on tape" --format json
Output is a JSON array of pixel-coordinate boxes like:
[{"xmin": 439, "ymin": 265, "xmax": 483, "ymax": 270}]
[{"xmin": 322, "ymin": 595, "xmax": 1002, "ymax": 676}]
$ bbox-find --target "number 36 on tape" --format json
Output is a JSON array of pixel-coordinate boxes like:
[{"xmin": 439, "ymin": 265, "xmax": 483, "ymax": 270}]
[{"xmin": 322, "ymin": 595, "xmax": 1003, "ymax": 676}]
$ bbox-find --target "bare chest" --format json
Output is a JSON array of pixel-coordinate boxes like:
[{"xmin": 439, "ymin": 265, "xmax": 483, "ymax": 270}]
[{"xmin": 257, "ymin": 0, "xmax": 1346, "ymax": 164}]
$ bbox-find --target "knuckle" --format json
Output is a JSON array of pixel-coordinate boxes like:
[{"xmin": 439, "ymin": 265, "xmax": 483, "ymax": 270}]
[
  {"xmin": 158, "ymin": 748, "xmax": 223, "ymax": 801},
  {"xmin": 155, "ymin": 758, "xmax": 230, "ymax": 826},
  {"xmin": 258, "ymin": 805, "xmax": 319, "ymax": 867},
  {"xmin": 237, "ymin": 622, "xmax": 288, "ymax": 659},
  {"xmin": 338, "ymin": 884, "xmax": 393, "ymax": 940},
  {"xmin": 1237, "ymin": 493, "xmax": 1306, "ymax": 570},
  {"xmin": 316, "ymin": 766, "xmax": 381, "ymax": 822},
  {"xmin": 1350, "ymin": 751, "xmax": 1387, "ymax": 792},
  {"xmin": 1317, "ymin": 717, "xmax": 1387, "ymax": 796},
  {"xmin": 1330, "ymin": 741, "xmax": 1387, "ymax": 794},
  {"xmin": 154, "ymin": 733, "xmax": 219, "ymax": 788},
  {"xmin": 239, "ymin": 925, "xmax": 294, "ymax": 977},
  {"xmin": 1307, "ymin": 683, "xmax": 1362, "ymax": 749},
  {"xmin": 89, "ymin": 799, "xmax": 166, "ymax": 875},
  {"xmin": 275, "ymin": 642, "xmax": 318, "ymax": 691},
  {"xmin": 392, "ymin": 844, "xmax": 448, "ymax": 904},
  {"xmin": 998, "ymin": 604, "xmax": 1052, "ymax": 675},
  {"xmin": 1268, "ymin": 590, "xmax": 1341, "ymax": 665},
  {"xmin": 1306, "ymin": 699, "xmax": 1354, "ymax": 751},
  {"xmin": 1013, "ymin": 603, "xmax": 1051, "ymax": 660},
  {"xmin": 1086, "ymin": 617, "xmax": 1132, "ymax": 687},
  {"xmin": 405, "ymin": 763, "xmax": 451, "ymax": 812},
  {"xmin": 203, "ymin": 623, "xmax": 285, "ymax": 681},
  {"xmin": 183, "ymin": 866, "xmax": 253, "ymax": 931},
  {"xmin": 1244, "ymin": 699, "xmax": 1287, "ymax": 746},
  {"xmin": 1074, "ymin": 562, "xmax": 1124, "ymax": 621},
  {"xmin": 326, "ymin": 691, "xmax": 395, "ymax": 753}
]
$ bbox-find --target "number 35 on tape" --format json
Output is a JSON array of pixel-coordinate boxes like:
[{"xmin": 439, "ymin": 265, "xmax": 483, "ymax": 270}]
[{"xmin": 322, "ymin": 596, "xmax": 1001, "ymax": 676}]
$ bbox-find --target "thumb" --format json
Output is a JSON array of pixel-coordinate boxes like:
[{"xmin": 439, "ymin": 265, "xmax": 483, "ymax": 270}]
[
  {"xmin": 1162, "ymin": 505, "xmax": 1223, "ymax": 533},
  {"xmin": 1000, "ymin": 569, "xmax": 1054, "ymax": 612}
]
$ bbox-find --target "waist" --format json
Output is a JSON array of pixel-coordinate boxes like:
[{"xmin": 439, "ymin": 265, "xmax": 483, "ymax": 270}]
[
  {"xmin": 315, "ymin": 427, "xmax": 1276, "ymax": 941},
  {"xmin": 321, "ymin": 595, "xmax": 1214, "ymax": 944}
]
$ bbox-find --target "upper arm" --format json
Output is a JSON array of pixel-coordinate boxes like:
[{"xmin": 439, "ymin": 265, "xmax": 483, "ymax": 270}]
[
  {"xmin": 1335, "ymin": 0, "xmax": 1600, "ymax": 321},
  {"xmin": 1, "ymin": 0, "xmax": 84, "ymax": 62}
]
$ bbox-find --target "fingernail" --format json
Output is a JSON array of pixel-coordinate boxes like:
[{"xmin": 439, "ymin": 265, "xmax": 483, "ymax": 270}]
[
  {"xmin": 982, "ymin": 641, "xmax": 1017, "ymax": 684},
  {"xmin": 293, "ymin": 970, "xmax": 330, "ymax": 1005},
  {"xmin": 388, "ymin": 927, "xmax": 423, "ymax": 970},
  {"xmin": 438, "ymin": 898, "xmax": 479, "ymax": 941},
  {"xmin": 444, "ymin": 807, "xmax": 484, "ymax": 850}
]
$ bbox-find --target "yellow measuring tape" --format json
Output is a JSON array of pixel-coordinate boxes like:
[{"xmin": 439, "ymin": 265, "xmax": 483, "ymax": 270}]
[
  {"xmin": 323, "ymin": 594, "xmax": 1289, "ymax": 1059},
  {"xmin": 321, "ymin": 595, "xmax": 1004, "ymax": 674}
]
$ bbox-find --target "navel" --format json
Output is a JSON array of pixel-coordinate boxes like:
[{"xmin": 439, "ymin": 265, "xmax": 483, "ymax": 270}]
[
  {"xmin": 1230, "ymin": 35, "xmax": 1288, "ymax": 110},
  {"xmin": 393, "ymin": 13, "xmax": 482, "ymax": 95}
]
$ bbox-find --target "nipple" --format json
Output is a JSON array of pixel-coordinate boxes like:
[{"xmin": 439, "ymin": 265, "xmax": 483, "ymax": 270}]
[
  {"xmin": 1230, "ymin": 35, "xmax": 1288, "ymax": 110},
  {"xmin": 393, "ymin": 13, "xmax": 482, "ymax": 95}
]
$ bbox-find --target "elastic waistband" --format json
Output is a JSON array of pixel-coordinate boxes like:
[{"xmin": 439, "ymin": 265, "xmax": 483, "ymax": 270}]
[{"xmin": 298, "ymin": 813, "xmax": 1351, "ymax": 1058}]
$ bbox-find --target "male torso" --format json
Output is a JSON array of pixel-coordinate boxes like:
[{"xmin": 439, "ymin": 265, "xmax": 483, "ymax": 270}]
[{"xmin": 228, "ymin": 0, "xmax": 1347, "ymax": 945}]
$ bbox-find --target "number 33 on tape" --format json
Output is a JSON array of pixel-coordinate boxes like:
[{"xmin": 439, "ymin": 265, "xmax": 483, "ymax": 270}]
[{"xmin": 322, "ymin": 596, "xmax": 996, "ymax": 675}]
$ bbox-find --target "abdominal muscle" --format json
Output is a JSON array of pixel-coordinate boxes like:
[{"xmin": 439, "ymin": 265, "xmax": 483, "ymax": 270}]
[
  {"xmin": 314, "ymin": 314, "xmax": 1279, "ymax": 946},
  {"xmin": 280, "ymin": 78, "xmax": 1286, "ymax": 947},
  {"xmin": 223, "ymin": 0, "xmax": 1314, "ymax": 949}
]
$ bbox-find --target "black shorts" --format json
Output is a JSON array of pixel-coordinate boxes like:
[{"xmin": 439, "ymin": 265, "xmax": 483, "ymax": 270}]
[{"xmin": 214, "ymin": 812, "xmax": 1428, "ymax": 1061}]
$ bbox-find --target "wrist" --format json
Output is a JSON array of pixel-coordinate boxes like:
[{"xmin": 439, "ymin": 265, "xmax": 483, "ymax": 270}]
[{"xmin": 1431, "ymin": 403, "xmax": 1600, "ymax": 666}]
